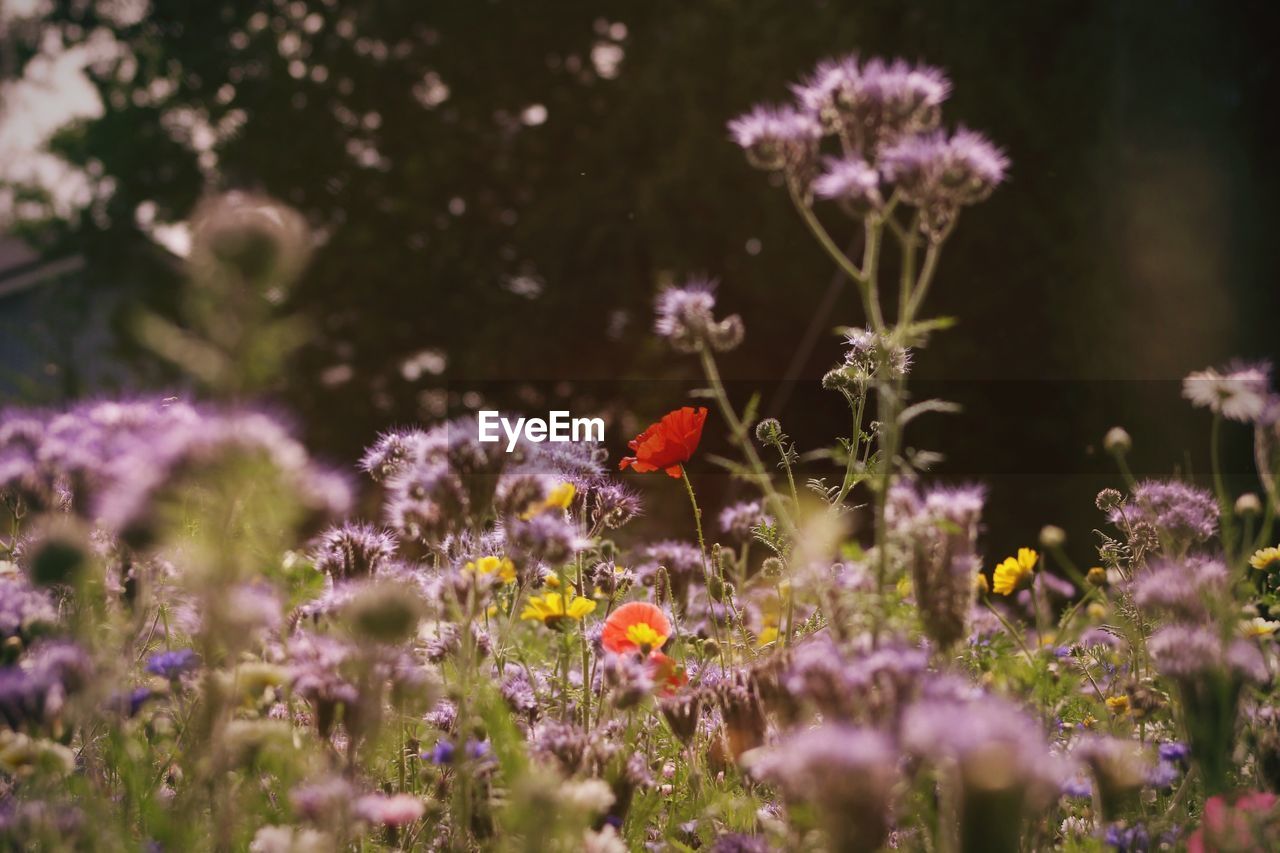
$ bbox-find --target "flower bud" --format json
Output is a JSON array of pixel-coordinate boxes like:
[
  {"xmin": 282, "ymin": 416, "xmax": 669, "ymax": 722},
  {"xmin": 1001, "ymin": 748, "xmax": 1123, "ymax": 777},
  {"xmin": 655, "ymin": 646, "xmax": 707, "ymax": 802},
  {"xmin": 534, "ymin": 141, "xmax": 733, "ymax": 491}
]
[
  {"xmin": 1236, "ymin": 493, "xmax": 1263, "ymax": 517},
  {"xmin": 1095, "ymin": 488, "xmax": 1124, "ymax": 512},
  {"xmin": 761, "ymin": 557, "xmax": 784, "ymax": 578},
  {"xmin": 1039, "ymin": 525, "xmax": 1066, "ymax": 549},
  {"xmin": 1087, "ymin": 567, "xmax": 1108, "ymax": 587},
  {"xmin": 1103, "ymin": 427, "xmax": 1132, "ymax": 455},
  {"xmin": 755, "ymin": 418, "xmax": 783, "ymax": 445}
]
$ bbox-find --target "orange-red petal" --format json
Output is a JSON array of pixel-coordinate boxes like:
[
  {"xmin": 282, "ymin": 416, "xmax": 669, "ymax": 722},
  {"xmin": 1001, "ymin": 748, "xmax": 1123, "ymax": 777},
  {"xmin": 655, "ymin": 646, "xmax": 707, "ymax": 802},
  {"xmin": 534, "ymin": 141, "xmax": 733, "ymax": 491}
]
[{"xmin": 602, "ymin": 601, "xmax": 672, "ymax": 655}]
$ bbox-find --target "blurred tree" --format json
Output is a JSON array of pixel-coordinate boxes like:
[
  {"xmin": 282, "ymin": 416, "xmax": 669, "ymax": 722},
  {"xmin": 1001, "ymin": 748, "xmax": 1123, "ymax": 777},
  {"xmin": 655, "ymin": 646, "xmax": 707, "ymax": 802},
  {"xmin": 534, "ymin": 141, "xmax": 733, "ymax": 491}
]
[{"xmin": 4, "ymin": 0, "xmax": 1278, "ymax": 555}]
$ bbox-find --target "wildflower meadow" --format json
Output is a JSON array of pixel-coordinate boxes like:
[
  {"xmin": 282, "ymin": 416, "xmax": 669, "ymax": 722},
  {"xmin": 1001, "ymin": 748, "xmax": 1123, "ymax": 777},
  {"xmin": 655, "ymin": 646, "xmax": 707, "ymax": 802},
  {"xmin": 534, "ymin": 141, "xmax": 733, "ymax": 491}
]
[{"xmin": 4, "ymin": 17, "xmax": 1280, "ymax": 853}]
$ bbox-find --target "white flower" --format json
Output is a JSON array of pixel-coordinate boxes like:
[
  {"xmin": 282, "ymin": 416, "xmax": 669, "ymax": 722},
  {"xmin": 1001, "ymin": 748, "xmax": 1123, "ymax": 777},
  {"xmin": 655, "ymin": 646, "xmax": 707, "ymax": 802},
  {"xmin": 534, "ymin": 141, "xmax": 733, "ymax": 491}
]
[
  {"xmin": 559, "ymin": 778, "xmax": 616, "ymax": 815},
  {"xmin": 1182, "ymin": 361, "xmax": 1273, "ymax": 422}
]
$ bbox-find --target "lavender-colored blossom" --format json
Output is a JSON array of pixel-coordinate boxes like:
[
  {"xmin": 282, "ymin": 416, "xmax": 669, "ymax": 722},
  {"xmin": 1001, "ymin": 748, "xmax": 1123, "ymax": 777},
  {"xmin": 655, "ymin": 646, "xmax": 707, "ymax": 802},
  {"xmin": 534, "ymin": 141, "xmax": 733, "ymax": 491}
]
[
  {"xmin": 359, "ymin": 427, "xmax": 429, "ymax": 482},
  {"xmin": 312, "ymin": 523, "xmax": 397, "ymax": 579},
  {"xmin": 145, "ymin": 648, "xmax": 199, "ymax": 680},
  {"xmin": 287, "ymin": 632, "xmax": 359, "ymax": 736},
  {"xmin": 500, "ymin": 669, "xmax": 539, "ymax": 720},
  {"xmin": 880, "ymin": 128, "xmax": 1009, "ymax": 236},
  {"xmin": 0, "ymin": 641, "xmax": 92, "ymax": 731},
  {"xmin": 904, "ymin": 692, "xmax": 1062, "ymax": 849},
  {"xmin": 1182, "ymin": 360, "xmax": 1274, "ymax": 423},
  {"xmin": 633, "ymin": 540, "xmax": 704, "ymax": 607},
  {"xmin": 289, "ymin": 776, "xmax": 354, "ymax": 823},
  {"xmin": 1158, "ymin": 741, "xmax": 1190, "ymax": 763},
  {"xmin": 1104, "ymin": 822, "xmax": 1151, "ymax": 853},
  {"xmin": 1111, "ymin": 480, "xmax": 1219, "ymax": 550},
  {"xmin": 653, "ymin": 278, "xmax": 744, "ymax": 354},
  {"xmin": 718, "ymin": 500, "xmax": 770, "ymax": 542},
  {"xmin": 1148, "ymin": 624, "xmax": 1267, "ymax": 682},
  {"xmin": 505, "ymin": 511, "xmax": 579, "ymax": 565},
  {"xmin": 96, "ymin": 409, "xmax": 351, "ymax": 546},
  {"xmin": 1130, "ymin": 556, "xmax": 1227, "ymax": 619},
  {"xmin": 790, "ymin": 56, "xmax": 858, "ymax": 125},
  {"xmin": 586, "ymin": 480, "xmax": 642, "ymax": 530},
  {"xmin": 893, "ymin": 482, "xmax": 986, "ymax": 649},
  {"xmin": 0, "ymin": 578, "xmax": 58, "ymax": 643},
  {"xmin": 727, "ymin": 104, "xmax": 822, "ymax": 174},
  {"xmin": 812, "ymin": 156, "xmax": 883, "ymax": 213},
  {"xmin": 748, "ymin": 724, "xmax": 897, "ymax": 853}
]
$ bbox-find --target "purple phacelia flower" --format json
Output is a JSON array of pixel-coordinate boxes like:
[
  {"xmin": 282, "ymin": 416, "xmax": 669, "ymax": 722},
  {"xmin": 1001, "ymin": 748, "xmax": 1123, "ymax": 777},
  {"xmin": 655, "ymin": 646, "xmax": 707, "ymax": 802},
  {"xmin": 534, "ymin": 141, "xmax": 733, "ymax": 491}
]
[
  {"xmin": 812, "ymin": 156, "xmax": 883, "ymax": 214},
  {"xmin": 312, "ymin": 523, "xmax": 397, "ymax": 580},
  {"xmin": 1111, "ymin": 479, "xmax": 1219, "ymax": 549},
  {"xmin": 145, "ymin": 648, "xmax": 199, "ymax": 680},
  {"xmin": 718, "ymin": 500, "xmax": 770, "ymax": 542},
  {"xmin": 880, "ymin": 128, "xmax": 1009, "ymax": 237},
  {"xmin": 653, "ymin": 278, "xmax": 744, "ymax": 354},
  {"xmin": 727, "ymin": 104, "xmax": 822, "ymax": 175}
]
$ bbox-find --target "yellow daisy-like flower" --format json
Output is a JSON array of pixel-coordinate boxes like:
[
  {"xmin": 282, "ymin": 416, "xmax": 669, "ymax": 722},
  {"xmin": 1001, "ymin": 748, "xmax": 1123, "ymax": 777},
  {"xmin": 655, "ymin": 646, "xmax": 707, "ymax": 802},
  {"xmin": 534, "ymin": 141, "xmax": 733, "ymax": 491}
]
[
  {"xmin": 992, "ymin": 547, "xmax": 1038, "ymax": 595},
  {"xmin": 974, "ymin": 573, "xmax": 989, "ymax": 595},
  {"xmin": 1249, "ymin": 546, "xmax": 1280, "ymax": 573},
  {"xmin": 464, "ymin": 555, "xmax": 517, "ymax": 585},
  {"xmin": 520, "ymin": 482, "xmax": 577, "ymax": 520},
  {"xmin": 1240, "ymin": 616, "xmax": 1280, "ymax": 638},
  {"xmin": 757, "ymin": 626, "xmax": 780, "ymax": 647},
  {"xmin": 1105, "ymin": 695, "xmax": 1131, "ymax": 716},
  {"xmin": 520, "ymin": 591, "xmax": 596, "ymax": 628}
]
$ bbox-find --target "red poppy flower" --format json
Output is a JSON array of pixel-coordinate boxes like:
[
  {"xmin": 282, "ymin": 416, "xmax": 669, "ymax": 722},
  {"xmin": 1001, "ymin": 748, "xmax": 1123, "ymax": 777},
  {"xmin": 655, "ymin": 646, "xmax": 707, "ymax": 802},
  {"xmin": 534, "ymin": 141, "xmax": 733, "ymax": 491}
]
[
  {"xmin": 646, "ymin": 651, "xmax": 687, "ymax": 696},
  {"xmin": 618, "ymin": 406, "xmax": 708, "ymax": 478},
  {"xmin": 602, "ymin": 601, "xmax": 672, "ymax": 655}
]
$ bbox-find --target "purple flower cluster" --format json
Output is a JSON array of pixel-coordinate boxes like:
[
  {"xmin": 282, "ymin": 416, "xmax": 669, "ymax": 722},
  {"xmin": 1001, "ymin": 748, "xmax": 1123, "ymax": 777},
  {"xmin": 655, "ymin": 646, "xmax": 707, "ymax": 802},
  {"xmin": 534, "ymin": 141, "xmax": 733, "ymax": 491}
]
[
  {"xmin": 0, "ymin": 640, "xmax": 92, "ymax": 732},
  {"xmin": 653, "ymin": 278, "xmax": 744, "ymax": 354},
  {"xmin": 730, "ymin": 53, "xmax": 1007, "ymax": 238},
  {"xmin": 891, "ymin": 482, "xmax": 986, "ymax": 649},
  {"xmin": 0, "ymin": 577, "xmax": 58, "ymax": 644},
  {"xmin": 1111, "ymin": 479, "xmax": 1219, "ymax": 552}
]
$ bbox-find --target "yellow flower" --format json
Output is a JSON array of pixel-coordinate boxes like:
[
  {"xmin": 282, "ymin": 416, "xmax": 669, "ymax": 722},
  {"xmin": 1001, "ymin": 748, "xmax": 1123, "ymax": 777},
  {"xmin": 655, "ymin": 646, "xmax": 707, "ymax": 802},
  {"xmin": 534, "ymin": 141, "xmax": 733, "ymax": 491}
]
[
  {"xmin": 975, "ymin": 573, "xmax": 989, "ymax": 595},
  {"xmin": 1240, "ymin": 616, "xmax": 1280, "ymax": 638},
  {"xmin": 464, "ymin": 555, "xmax": 516, "ymax": 585},
  {"xmin": 1249, "ymin": 547, "xmax": 1280, "ymax": 573},
  {"xmin": 1080, "ymin": 715, "xmax": 1098, "ymax": 730},
  {"xmin": 1086, "ymin": 566, "xmax": 1108, "ymax": 587},
  {"xmin": 992, "ymin": 548, "xmax": 1038, "ymax": 595},
  {"xmin": 629, "ymin": 622, "xmax": 669, "ymax": 649},
  {"xmin": 757, "ymin": 626, "xmax": 780, "ymax": 647},
  {"xmin": 1105, "ymin": 695, "xmax": 1130, "ymax": 716},
  {"xmin": 520, "ymin": 591, "xmax": 596, "ymax": 627},
  {"xmin": 521, "ymin": 482, "xmax": 577, "ymax": 520}
]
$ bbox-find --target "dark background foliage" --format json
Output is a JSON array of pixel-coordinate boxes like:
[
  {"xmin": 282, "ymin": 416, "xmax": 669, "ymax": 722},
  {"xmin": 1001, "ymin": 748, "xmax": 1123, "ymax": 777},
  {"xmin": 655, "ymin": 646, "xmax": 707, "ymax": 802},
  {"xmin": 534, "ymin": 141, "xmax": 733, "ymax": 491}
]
[{"xmin": 3, "ymin": 0, "xmax": 1278, "ymax": 563}]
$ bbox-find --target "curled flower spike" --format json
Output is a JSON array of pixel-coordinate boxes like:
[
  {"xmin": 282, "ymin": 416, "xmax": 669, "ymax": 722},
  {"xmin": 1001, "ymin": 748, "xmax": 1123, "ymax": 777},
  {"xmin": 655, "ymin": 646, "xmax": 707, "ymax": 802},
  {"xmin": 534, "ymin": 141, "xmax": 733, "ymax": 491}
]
[
  {"xmin": 521, "ymin": 591, "xmax": 596, "ymax": 628},
  {"xmin": 618, "ymin": 407, "xmax": 707, "ymax": 479},
  {"xmin": 992, "ymin": 547, "xmax": 1038, "ymax": 595},
  {"xmin": 603, "ymin": 602, "xmax": 672, "ymax": 655}
]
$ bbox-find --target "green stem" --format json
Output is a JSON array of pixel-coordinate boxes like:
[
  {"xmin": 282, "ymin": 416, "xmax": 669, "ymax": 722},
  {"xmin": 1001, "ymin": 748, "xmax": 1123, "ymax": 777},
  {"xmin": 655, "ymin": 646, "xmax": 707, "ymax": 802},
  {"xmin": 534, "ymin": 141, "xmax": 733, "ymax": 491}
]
[
  {"xmin": 1210, "ymin": 414, "xmax": 1236, "ymax": 564},
  {"xmin": 698, "ymin": 345, "xmax": 795, "ymax": 534},
  {"xmin": 682, "ymin": 468, "xmax": 726, "ymax": 669},
  {"xmin": 983, "ymin": 598, "xmax": 1037, "ymax": 666},
  {"xmin": 787, "ymin": 181, "xmax": 883, "ymax": 331}
]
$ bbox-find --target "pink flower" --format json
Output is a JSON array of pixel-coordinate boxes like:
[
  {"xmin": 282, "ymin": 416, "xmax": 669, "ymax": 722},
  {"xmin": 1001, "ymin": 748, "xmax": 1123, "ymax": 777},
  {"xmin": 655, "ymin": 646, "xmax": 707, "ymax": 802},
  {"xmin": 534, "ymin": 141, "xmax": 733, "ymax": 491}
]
[
  {"xmin": 355, "ymin": 793, "xmax": 425, "ymax": 828},
  {"xmin": 1187, "ymin": 792, "xmax": 1278, "ymax": 852}
]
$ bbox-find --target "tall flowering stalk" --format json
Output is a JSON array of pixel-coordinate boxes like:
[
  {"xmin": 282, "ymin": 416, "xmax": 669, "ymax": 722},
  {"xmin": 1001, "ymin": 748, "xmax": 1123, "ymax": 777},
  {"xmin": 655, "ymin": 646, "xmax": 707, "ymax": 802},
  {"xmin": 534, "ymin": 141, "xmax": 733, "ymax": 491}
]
[{"xmin": 730, "ymin": 55, "xmax": 1008, "ymax": 639}]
